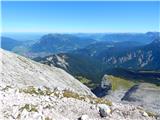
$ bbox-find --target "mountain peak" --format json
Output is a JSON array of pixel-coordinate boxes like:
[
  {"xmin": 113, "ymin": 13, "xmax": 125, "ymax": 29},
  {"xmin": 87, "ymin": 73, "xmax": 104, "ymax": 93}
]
[
  {"xmin": 152, "ymin": 38, "xmax": 160, "ymax": 44},
  {"xmin": 30, "ymin": 33, "xmax": 95, "ymax": 53}
]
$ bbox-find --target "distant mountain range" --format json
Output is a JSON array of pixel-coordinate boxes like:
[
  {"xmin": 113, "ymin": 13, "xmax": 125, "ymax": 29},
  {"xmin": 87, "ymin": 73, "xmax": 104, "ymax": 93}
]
[
  {"xmin": 1, "ymin": 37, "xmax": 36, "ymax": 56},
  {"xmin": 1, "ymin": 32, "xmax": 160, "ymax": 84},
  {"xmin": 30, "ymin": 33, "xmax": 95, "ymax": 53},
  {"xmin": 74, "ymin": 32, "xmax": 159, "ymax": 43},
  {"xmin": 74, "ymin": 40, "xmax": 143, "ymax": 57},
  {"xmin": 1, "ymin": 32, "xmax": 160, "ymax": 118},
  {"xmin": 97, "ymin": 38, "xmax": 160, "ymax": 70},
  {"xmin": 73, "ymin": 38, "xmax": 160, "ymax": 70},
  {"xmin": 33, "ymin": 40, "xmax": 145, "ymax": 82},
  {"xmin": 1, "ymin": 32, "xmax": 159, "ymax": 57},
  {"xmin": 1, "ymin": 37, "xmax": 22, "ymax": 51},
  {"xmin": 34, "ymin": 38, "xmax": 160, "ymax": 85}
]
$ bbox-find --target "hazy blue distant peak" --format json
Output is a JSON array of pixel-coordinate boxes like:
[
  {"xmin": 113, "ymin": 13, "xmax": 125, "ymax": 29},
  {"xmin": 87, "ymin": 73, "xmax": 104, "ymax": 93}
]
[
  {"xmin": 1, "ymin": 32, "xmax": 43, "ymax": 41},
  {"xmin": 146, "ymin": 32, "xmax": 160, "ymax": 37},
  {"xmin": 151, "ymin": 37, "xmax": 160, "ymax": 44}
]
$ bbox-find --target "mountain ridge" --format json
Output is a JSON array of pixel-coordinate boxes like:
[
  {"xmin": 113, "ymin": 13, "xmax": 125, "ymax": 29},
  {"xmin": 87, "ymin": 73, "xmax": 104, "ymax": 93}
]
[{"xmin": 30, "ymin": 33, "xmax": 95, "ymax": 53}]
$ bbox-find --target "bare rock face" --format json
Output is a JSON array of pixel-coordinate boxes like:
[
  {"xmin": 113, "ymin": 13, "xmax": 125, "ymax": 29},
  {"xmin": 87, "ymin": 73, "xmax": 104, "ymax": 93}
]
[
  {"xmin": 0, "ymin": 49, "xmax": 94, "ymax": 96},
  {"xmin": 122, "ymin": 83, "xmax": 160, "ymax": 115},
  {"xmin": 93, "ymin": 75, "xmax": 128, "ymax": 102},
  {"xmin": 101, "ymin": 75, "xmax": 112, "ymax": 89},
  {"xmin": 92, "ymin": 75, "xmax": 112, "ymax": 97}
]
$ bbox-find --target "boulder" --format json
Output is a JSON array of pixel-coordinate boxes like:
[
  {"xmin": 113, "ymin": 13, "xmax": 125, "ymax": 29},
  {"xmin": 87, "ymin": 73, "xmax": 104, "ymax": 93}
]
[
  {"xmin": 142, "ymin": 111, "xmax": 148, "ymax": 117},
  {"xmin": 79, "ymin": 114, "xmax": 89, "ymax": 120},
  {"xmin": 98, "ymin": 104, "xmax": 111, "ymax": 117}
]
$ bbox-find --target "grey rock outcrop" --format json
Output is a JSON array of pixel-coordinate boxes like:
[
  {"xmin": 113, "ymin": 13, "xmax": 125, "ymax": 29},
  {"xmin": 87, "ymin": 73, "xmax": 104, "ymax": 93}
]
[
  {"xmin": 101, "ymin": 75, "xmax": 112, "ymax": 89},
  {"xmin": 122, "ymin": 83, "xmax": 160, "ymax": 115},
  {"xmin": 92, "ymin": 75, "xmax": 112, "ymax": 97},
  {"xmin": 93, "ymin": 75, "xmax": 128, "ymax": 102}
]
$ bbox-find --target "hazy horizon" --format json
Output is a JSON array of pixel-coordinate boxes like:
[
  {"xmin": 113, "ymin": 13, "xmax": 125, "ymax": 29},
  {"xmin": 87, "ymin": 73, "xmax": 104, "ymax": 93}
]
[{"xmin": 1, "ymin": 31, "xmax": 159, "ymax": 41}]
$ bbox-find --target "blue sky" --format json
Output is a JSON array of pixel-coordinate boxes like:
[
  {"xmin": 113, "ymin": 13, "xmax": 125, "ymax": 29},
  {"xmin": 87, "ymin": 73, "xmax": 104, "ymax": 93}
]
[{"xmin": 1, "ymin": 1, "xmax": 160, "ymax": 33}]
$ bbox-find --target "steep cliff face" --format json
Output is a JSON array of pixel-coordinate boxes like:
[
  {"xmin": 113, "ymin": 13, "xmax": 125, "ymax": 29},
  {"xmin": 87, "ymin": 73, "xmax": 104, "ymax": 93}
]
[
  {"xmin": 0, "ymin": 49, "xmax": 94, "ymax": 96},
  {"xmin": 100, "ymin": 38, "xmax": 160, "ymax": 70}
]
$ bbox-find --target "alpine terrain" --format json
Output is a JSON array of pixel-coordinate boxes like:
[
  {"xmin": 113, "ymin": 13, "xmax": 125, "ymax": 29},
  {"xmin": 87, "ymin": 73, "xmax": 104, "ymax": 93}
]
[{"xmin": 0, "ymin": 49, "xmax": 159, "ymax": 120}]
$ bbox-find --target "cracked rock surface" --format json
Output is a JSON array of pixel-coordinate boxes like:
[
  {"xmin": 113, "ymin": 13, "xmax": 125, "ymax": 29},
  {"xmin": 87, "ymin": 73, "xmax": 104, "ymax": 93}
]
[{"xmin": 0, "ymin": 86, "xmax": 157, "ymax": 120}]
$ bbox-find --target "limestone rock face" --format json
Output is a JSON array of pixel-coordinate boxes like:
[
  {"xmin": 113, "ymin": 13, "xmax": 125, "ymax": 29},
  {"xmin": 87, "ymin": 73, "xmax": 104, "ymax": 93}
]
[
  {"xmin": 122, "ymin": 83, "xmax": 160, "ymax": 115},
  {"xmin": 93, "ymin": 74, "xmax": 128, "ymax": 102},
  {"xmin": 0, "ymin": 49, "xmax": 94, "ymax": 96},
  {"xmin": 101, "ymin": 75, "xmax": 112, "ymax": 89},
  {"xmin": 92, "ymin": 75, "xmax": 112, "ymax": 98}
]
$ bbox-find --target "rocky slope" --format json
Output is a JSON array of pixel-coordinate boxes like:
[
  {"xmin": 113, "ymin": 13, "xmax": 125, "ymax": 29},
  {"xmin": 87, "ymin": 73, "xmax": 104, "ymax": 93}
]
[
  {"xmin": 0, "ymin": 49, "xmax": 158, "ymax": 120},
  {"xmin": 0, "ymin": 85, "xmax": 157, "ymax": 120},
  {"xmin": 0, "ymin": 48, "xmax": 94, "ymax": 96},
  {"xmin": 122, "ymin": 83, "xmax": 160, "ymax": 115}
]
